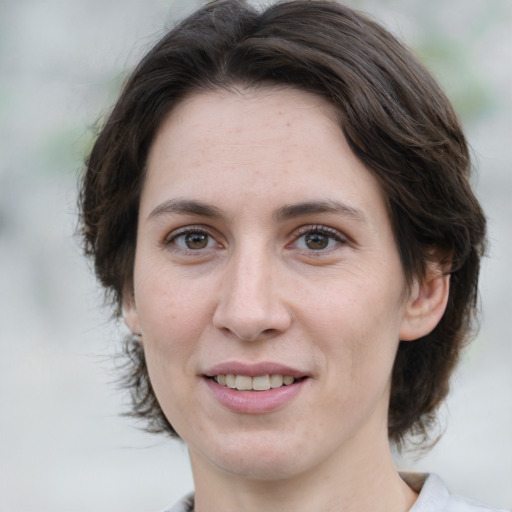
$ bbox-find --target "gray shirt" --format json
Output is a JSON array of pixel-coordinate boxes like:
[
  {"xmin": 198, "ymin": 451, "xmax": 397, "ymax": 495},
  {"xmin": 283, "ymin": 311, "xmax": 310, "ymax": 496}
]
[{"xmin": 163, "ymin": 473, "xmax": 508, "ymax": 512}]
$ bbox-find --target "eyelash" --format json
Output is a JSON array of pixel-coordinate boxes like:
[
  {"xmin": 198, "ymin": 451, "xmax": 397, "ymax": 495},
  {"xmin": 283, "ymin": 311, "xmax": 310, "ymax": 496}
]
[
  {"xmin": 164, "ymin": 224, "xmax": 347, "ymax": 255},
  {"xmin": 165, "ymin": 226, "xmax": 221, "ymax": 254},
  {"xmin": 291, "ymin": 225, "xmax": 348, "ymax": 252}
]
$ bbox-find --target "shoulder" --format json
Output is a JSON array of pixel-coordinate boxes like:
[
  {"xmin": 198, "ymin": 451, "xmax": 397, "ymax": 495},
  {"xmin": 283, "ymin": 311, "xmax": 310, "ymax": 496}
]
[
  {"xmin": 160, "ymin": 492, "xmax": 194, "ymax": 512},
  {"xmin": 404, "ymin": 473, "xmax": 509, "ymax": 512}
]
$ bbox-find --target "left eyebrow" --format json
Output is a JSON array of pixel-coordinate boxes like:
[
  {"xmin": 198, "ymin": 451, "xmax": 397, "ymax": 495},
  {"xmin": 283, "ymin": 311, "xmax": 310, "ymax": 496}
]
[{"xmin": 274, "ymin": 200, "xmax": 367, "ymax": 223}]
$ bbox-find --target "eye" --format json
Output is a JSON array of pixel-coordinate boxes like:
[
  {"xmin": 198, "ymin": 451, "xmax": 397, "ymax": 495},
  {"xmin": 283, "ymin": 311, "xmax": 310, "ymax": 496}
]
[
  {"xmin": 167, "ymin": 227, "xmax": 220, "ymax": 252},
  {"xmin": 292, "ymin": 226, "xmax": 346, "ymax": 252}
]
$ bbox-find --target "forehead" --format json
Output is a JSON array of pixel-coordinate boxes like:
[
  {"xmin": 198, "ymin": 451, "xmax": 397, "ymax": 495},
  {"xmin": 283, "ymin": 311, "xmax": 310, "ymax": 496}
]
[
  {"xmin": 148, "ymin": 85, "xmax": 341, "ymax": 169},
  {"xmin": 142, "ymin": 86, "xmax": 388, "ymax": 227}
]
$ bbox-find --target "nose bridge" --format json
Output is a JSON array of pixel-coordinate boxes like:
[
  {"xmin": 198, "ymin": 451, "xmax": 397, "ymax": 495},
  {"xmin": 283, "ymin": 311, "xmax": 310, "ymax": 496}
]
[
  {"xmin": 213, "ymin": 237, "xmax": 290, "ymax": 340},
  {"xmin": 232, "ymin": 241, "xmax": 272, "ymax": 309}
]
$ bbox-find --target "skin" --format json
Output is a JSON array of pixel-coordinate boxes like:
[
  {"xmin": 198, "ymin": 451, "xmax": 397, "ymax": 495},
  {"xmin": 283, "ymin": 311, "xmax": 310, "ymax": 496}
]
[{"xmin": 124, "ymin": 87, "xmax": 449, "ymax": 512}]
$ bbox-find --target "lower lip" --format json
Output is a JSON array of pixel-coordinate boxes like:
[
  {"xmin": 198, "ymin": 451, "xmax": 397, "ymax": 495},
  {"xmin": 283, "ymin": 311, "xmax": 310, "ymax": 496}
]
[{"xmin": 204, "ymin": 378, "xmax": 308, "ymax": 414}]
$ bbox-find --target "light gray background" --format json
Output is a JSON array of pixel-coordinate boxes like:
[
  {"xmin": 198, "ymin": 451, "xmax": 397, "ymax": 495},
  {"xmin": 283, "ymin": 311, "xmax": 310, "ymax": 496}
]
[{"xmin": 0, "ymin": 0, "xmax": 510, "ymax": 510}]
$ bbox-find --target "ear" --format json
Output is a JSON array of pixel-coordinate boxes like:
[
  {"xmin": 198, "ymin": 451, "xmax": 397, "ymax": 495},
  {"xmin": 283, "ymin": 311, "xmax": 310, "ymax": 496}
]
[
  {"xmin": 399, "ymin": 265, "xmax": 450, "ymax": 342},
  {"xmin": 122, "ymin": 292, "xmax": 141, "ymax": 337}
]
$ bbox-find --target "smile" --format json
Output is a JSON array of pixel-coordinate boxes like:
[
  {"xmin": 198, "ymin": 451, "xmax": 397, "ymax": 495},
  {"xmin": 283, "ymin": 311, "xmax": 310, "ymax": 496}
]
[
  {"xmin": 212, "ymin": 374, "xmax": 299, "ymax": 391},
  {"xmin": 203, "ymin": 363, "xmax": 309, "ymax": 413}
]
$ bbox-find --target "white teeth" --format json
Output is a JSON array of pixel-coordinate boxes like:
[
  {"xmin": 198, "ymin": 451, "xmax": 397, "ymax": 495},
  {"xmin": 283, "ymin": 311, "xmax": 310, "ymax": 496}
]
[
  {"xmin": 269, "ymin": 374, "xmax": 283, "ymax": 388},
  {"xmin": 252, "ymin": 375, "xmax": 271, "ymax": 391},
  {"xmin": 226, "ymin": 374, "xmax": 236, "ymax": 389},
  {"xmin": 213, "ymin": 374, "xmax": 297, "ymax": 391},
  {"xmin": 235, "ymin": 375, "xmax": 252, "ymax": 390}
]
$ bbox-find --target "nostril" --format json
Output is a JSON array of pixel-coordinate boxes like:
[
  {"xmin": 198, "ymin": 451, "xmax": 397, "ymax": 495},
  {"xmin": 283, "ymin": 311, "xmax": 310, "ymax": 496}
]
[
  {"xmin": 243, "ymin": 328, "xmax": 282, "ymax": 342},
  {"xmin": 212, "ymin": 291, "xmax": 292, "ymax": 341}
]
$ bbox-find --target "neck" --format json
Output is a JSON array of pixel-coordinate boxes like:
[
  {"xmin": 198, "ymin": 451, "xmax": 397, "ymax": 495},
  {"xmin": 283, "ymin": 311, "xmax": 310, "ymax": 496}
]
[{"xmin": 189, "ymin": 433, "xmax": 417, "ymax": 512}]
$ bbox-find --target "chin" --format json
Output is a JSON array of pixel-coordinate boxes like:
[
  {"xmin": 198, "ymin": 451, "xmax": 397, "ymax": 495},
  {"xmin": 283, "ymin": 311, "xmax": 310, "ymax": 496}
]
[
  {"xmin": 215, "ymin": 451, "xmax": 303, "ymax": 481},
  {"xmin": 193, "ymin": 429, "xmax": 323, "ymax": 481}
]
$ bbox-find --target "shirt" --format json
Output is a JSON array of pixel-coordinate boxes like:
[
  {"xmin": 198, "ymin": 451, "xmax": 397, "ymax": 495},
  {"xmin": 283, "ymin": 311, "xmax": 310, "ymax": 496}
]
[{"xmin": 162, "ymin": 473, "xmax": 508, "ymax": 511}]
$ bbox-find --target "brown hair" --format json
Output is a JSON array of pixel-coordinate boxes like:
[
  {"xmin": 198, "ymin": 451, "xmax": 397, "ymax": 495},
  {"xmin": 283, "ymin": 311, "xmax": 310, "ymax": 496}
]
[{"xmin": 79, "ymin": 0, "xmax": 486, "ymax": 448}]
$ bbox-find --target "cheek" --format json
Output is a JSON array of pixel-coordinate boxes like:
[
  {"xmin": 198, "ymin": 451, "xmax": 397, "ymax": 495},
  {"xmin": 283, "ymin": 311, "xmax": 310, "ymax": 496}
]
[
  {"xmin": 134, "ymin": 268, "xmax": 213, "ymax": 380},
  {"xmin": 306, "ymin": 296, "xmax": 401, "ymax": 441},
  {"xmin": 303, "ymin": 274, "xmax": 404, "ymax": 382},
  {"xmin": 135, "ymin": 274, "xmax": 207, "ymax": 431},
  {"xmin": 135, "ymin": 257, "xmax": 210, "ymax": 333}
]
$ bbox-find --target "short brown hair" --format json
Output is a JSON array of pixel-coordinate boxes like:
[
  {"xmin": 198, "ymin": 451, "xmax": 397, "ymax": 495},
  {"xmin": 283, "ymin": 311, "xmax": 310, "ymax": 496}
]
[{"xmin": 79, "ymin": 0, "xmax": 486, "ymax": 448}]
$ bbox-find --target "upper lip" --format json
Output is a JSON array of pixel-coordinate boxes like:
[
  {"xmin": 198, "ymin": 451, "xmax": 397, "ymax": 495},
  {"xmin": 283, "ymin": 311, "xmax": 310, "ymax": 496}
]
[{"xmin": 203, "ymin": 361, "xmax": 309, "ymax": 378}]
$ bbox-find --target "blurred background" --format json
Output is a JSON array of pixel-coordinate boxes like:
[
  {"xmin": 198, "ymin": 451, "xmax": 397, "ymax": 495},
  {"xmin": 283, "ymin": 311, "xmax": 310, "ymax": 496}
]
[{"xmin": 0, "ymin": 0, "xmax": 510, "ymax": 510}]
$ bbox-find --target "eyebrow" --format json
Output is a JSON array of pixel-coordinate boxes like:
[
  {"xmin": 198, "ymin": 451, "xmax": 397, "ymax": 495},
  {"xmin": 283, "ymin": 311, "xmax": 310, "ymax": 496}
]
[
  {"xmin": 275, "ymin": 200, "xmax": 367, "ymax": 223},
  {"xmin": 147, "ymin": 199, "xmax": 226, "ymax": 222},
  {"xmin": 146, "ymin": 198, "xmax": 367, "ymax": 224}
]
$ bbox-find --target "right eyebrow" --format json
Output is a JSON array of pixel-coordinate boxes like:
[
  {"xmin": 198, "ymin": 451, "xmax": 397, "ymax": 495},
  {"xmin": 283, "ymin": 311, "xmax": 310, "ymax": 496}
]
[{"xmin": 146, "ymin": 199, "xmax": 226, "ymax": 223}]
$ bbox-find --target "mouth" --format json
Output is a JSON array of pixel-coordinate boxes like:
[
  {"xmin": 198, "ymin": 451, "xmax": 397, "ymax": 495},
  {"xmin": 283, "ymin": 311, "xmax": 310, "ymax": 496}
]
[
  {"xmin": 208, "ymin": 374, "xmax": 307, "ymax": 391},
  {"xmin": 203, "ymin": 362, "xmax": 309, "ymax": 413}
]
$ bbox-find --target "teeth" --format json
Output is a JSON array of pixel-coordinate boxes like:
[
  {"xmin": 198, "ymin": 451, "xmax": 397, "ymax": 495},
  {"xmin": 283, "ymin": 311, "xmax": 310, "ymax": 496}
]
[
  {"xmin": 253, "ymin": 375, "xmax": 270, "ymax": 391},
  {"xmin": 235, "ymin": 375, "xmax": 252, "ymax": 390},
  {"xmin": 269, "ymin": 374, "xmax": 283, "ymax": 388},
  {"xmin": 213, "ymin": 374, "xmax": 297, "ymax": 391},
  {"xmin": 226, "ymin": 374, "xmax": 236, "ymax": 389}
]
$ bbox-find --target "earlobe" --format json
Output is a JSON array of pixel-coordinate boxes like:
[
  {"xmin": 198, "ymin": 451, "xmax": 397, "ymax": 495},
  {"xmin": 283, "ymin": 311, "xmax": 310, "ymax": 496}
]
[
  {"xmin": 399, "ymin": 267, "xmax": 450, "ymax": 342},
  {"xmin": 122, "ymin": 293, "xmax": 141, "ymax": 336}
]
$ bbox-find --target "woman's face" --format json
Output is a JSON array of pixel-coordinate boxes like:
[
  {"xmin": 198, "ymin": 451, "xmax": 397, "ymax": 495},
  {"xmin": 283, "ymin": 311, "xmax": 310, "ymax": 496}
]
[{"xmin": 126, "ymin": 87, "xmax": 417, "ymax": 480}]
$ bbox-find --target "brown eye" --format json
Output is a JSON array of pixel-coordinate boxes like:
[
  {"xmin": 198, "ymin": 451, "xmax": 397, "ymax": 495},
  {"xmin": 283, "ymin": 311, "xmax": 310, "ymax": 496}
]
[
  {"xmin": 185, "ymin": 232, "xmax": 210, "ymax": 249},
  {"xmin": 168, "ymin": 229, "xmax": 218, "ymax": 252},
  {"xmin": 305, "ymin": 233, "xmax": 330, "ymax": 250},
  {"xmin": 292, "ymin": 226, "xmax": 346, "ymax": 252}
]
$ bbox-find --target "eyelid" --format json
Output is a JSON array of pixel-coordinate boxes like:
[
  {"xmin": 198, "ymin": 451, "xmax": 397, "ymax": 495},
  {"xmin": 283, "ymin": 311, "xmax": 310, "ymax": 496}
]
[
  {"xmin": 294, "ymin": 224, "xmax": 347, "ymax": 241},
  {"xmin": 289, "ymin": 224, "xmax": 349, "ymax": 252},
  {"xmin": 165, "ymin": 224, "xmax": 207, "ymax": 240},
  {"xmin": 164, "ymin": 224, "xmax": 223, "ymax": 252}
]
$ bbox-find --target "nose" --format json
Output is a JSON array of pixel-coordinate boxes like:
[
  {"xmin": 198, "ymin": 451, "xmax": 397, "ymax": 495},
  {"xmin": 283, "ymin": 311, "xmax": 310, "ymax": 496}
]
[{"xmin": 212, "ymin": 246, "xmax": 292, "ymax": 341}]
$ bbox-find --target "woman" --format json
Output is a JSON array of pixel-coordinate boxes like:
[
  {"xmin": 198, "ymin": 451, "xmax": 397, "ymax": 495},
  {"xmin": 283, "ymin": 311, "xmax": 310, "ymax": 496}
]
[{"xmin": 79, "ymin": 1, "xmax": 503, "ymax": 511}]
